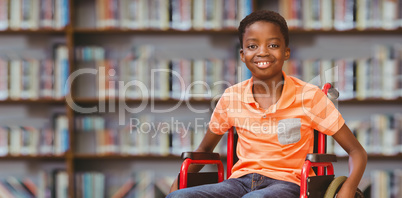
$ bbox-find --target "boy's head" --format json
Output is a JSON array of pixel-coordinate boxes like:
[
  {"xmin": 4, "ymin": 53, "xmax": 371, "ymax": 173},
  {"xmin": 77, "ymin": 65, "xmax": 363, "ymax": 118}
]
[
  {"xmin": 238, "ymin": 10, "xmax": 289, "ymax": 48},
  {"xmin": 238, "ymin": 10, "xmax": 290, "ymax": 81}
]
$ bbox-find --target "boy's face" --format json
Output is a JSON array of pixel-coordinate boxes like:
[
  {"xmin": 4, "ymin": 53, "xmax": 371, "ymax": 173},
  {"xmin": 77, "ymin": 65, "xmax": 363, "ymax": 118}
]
[{"xmin": 240, "ymin": 21, "xmax": 290, "ymax": 81}]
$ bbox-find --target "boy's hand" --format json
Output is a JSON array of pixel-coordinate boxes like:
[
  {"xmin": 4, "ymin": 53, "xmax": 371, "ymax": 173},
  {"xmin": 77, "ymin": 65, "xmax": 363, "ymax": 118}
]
[
  {"xmin": 335, "ymin": 184, "xmax": 356, "ymax": 198},
  {"xmin": 169, "ymin": 178, "xmax": 179, "ymax": 193}
]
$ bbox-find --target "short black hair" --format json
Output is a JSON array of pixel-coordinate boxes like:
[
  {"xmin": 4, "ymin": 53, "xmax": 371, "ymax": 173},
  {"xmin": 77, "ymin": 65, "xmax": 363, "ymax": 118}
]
[{"xmin": 238, "ymin": 10, "xmax": 289, "ymax": 48}]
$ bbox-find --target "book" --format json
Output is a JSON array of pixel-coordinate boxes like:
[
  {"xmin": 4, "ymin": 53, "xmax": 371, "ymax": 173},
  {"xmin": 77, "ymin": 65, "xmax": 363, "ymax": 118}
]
[
  {"xmin": 6, "ymin": 176, "xmax": 34, "ymax": 197},
  {"xmin": 40, "ymin": 0, "xmax": 54, "ymax": 28},
  {"xmin": 9, "ymin": 60, "xmax": 22, "ymax": 100},
  {"xmin": 54, "ymin": 115, "xmax": 68, "ymax": 155},
  {"xmin": 0, "ymin": 127, "xmax": 8, "ymax": 156},
  {"xmin": 0, "ymin": 0, "xmax": 8, "ymax": 30},
  {"xmin": 39, "ymin": 60, "xmax": 55, "ymax": 98},
  {"xmin": 223, "ymin": 0, "xmax": 237, "ymax": 29},
  {"xmin": 55, "ymin": 171, "xmax": 68, "ymax": 198},
  {"xmin": 111, "ymin": 178, "xmax": 136, "ymax": 198},
  {"xmin": 155, "ymin": 176, "xmax": 174, "ymax": 196},
  {"xmin": 0, "ymin": 58, "xmax": 8, "ymax": 100},
  {"xmin": 54, "ymin": 45, "xmax": 69, "ymax": 99},
  {"xmin": 320, "ymin": 0, "xmax": 333, "ymax": 30},
  {"xmin": 0, "ymin": 182, "xmax": 14, "ymax": 198},
  {"xmin": 382, "ymin": 0, "xmax": 399, "ymax": 30},
  {"xmin": 9, "ymin": 0, "xmax": 22, "ymax": 30}
]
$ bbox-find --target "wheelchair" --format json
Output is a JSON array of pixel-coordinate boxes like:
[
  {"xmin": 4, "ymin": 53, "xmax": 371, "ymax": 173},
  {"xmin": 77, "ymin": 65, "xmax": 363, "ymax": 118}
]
[{"xmin": 177, "ymin": 83, "xmax": 364, "ymax": 198}]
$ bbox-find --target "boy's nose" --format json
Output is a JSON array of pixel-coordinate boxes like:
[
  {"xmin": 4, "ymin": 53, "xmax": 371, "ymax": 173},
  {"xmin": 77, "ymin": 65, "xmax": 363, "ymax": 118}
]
[{"xmin": 257, "ymin": 46, "xmax": 270, "ymax": 56}]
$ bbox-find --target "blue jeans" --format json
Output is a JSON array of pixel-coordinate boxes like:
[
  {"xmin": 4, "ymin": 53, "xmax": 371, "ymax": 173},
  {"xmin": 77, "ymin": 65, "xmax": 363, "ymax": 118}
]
[{"xmin": 167, "ymin": 173, "xmax": 300, "ymax": 198}]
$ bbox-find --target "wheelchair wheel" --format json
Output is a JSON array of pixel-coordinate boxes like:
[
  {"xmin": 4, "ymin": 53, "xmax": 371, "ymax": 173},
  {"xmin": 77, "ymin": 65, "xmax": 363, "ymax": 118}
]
[{"xmin": 324, "ymin": 176, "xmax": 364, "ymax": 198}]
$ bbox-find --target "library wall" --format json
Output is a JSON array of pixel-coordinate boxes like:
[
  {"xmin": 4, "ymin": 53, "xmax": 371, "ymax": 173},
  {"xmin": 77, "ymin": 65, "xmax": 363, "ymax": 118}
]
[{"xmin": 0, "ymin": 0, "xmax": 401, "ymax": 197}]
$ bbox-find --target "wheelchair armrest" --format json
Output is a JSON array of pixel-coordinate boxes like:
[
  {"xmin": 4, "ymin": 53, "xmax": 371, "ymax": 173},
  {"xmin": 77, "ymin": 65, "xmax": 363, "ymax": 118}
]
[
  {"xmin": 181, "ymin": 152, "xmax": 221, "ymax": 160},
  {"xmin": 305, "ymin": 154, "xmax": 337, "ymax": 163}
]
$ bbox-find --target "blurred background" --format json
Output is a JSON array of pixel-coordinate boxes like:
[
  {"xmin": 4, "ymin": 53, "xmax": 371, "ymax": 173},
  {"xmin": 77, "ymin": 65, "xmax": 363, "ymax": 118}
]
[{"xmin": 0, "ymin": 0, "xmax": 401, "ymax": 197}]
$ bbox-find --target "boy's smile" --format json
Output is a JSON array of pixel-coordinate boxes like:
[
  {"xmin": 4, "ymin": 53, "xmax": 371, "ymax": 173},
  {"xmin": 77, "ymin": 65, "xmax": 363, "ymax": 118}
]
[
  {"xmin": 256, "ymin": 61, "xmax": 272, "ymax": 69},
  {"xmin": 240, "ymin": 21, "xmax": 290, "ymax": 82}
]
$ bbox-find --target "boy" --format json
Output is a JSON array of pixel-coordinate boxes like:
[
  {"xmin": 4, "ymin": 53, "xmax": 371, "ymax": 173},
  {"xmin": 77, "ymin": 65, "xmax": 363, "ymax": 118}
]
[{"xmin": 168, "ymin": 10, "xmax": 367, "ymax": 198}]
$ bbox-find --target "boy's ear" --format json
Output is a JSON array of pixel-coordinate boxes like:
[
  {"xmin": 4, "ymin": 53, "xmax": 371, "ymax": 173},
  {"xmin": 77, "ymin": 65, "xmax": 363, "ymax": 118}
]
[
  {"xmin": 239, "ymin": 48, "xmax": 245, "ymax": 62},
  {"xmin": 285, "ymin": 47, "xmax": 291, "ymax": 60}
]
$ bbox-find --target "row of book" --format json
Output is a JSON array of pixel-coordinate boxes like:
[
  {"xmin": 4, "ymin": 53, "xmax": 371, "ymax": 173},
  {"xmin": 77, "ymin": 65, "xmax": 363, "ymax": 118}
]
[
  {"xmin": 370, "ymin": 169, "xmax": 402, "ymax": 198},
  {"xmin": 0, "ymin": 0, "xmax": 70, "ymax": 30},
  {"xmin": 5, "ymin": 44, "xmax": 400, "ymax": 102},
  {"xmin": 0, "ymin": 170, "xmax": 68, "ymax": 198},
  {"xmin": 75, "ymin": 116, "xmax": 106, "ymax": 132},
  {"xmin": 283, "ymin": 45, "xmax": 402, "ymax": 101},
  {"xmin": 94, "ymin": 0, "xmax": 252, "ymax": 30},
  {"xmin": 75, "ymin": 57, "xmax": 238, "ymax": 100},
  {"xmin": 328, "ymin": 113, "xmax": 402, "ymax": 156},
  {"xmin": 75, "ymin": 172, "xmax": 105, "ymax": 198},
  {"xmin": 118, "ymin": 171, "xmax": 174, "ymax": 198},
  {"xmin": 75, "ymin": 115, "xmax": 227, "ymax": 156},
  {"xmin": 3, "ymin": 170, "xmax": 171, "ymax": 198},
  {"xmin": 279, "ymin": 0, "xmax": 402, "ymax": 30},
  {"xmin": 75, "ymin": 171, "xmax": 174, "ymax": 198},
  {"xmin": 76, "ymin": 56, "xmax": 402, "ymax": 101},
  {"xmin": 0, "ymin": 45, "xmax": 69, "ymax": 101},
  {"xmin": 0, "ymin": 115, "xmax": 69, "ymax": 156},
  {"xmin": 75, "ymin": 46, "xmax": 107, "ymax": 61},
  {"xmin": 74, "ymin": 43, "xmax": 402, "ymax": 101}
]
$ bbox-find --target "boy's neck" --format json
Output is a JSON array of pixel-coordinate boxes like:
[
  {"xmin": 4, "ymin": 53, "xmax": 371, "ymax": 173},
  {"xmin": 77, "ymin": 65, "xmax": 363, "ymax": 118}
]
[{"xmin": 251, "ymin": 73, "xmax": 284, "ymax": 109}]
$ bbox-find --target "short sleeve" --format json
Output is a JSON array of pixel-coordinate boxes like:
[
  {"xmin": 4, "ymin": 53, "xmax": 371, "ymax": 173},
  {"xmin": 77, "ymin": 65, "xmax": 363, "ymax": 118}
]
[
  {"xmin": 209, "ymin": 91, "xmax": 232, "ymax": 135},
  {"xmin": 307, "ymin": 89, "xmax": 345, "ymax": 136}
]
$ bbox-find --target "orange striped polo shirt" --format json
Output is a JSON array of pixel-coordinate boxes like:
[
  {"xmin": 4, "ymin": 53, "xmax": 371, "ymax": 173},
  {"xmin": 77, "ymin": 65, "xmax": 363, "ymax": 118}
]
[{"xmin": 209, "ymin": 71, "xmax": 345, "ymax": 186}]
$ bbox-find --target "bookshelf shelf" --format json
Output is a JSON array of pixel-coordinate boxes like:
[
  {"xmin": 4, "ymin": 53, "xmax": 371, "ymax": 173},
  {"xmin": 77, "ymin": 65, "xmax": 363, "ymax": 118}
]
[
  {"xmin": 70, "ymin": 97, "xmax": 402, "ymax": 105},
  {"xmin": 337, "ymin": 154, "xmax": 402, "ymax": 161},
  {"xmin": 339, "ymin": 98, "xmax": 402, "ymax": 105},
  {"xmin": 366, "ymin": 154, "xmax": 402, "ymax": 160},
  {"xmin": 73, "ymin": 28, "xmax": 239, "ymax": 35},
  {"xmin": 0, "ymin": 99, "xmax": 66, "ymax": 105},
  {"xmin": 73, "ymin": 154, "xmax": 181, "ymax": 160},
  {"xmin": 72, "ymin": 28, "xmax": 402, "ymax": 35},
  {"xmin": 74, "ymin": 154, "xmax": 402, "ymax": 162},
  {"xmin": 288, "ymin": 28, "xmax": 402, "ymax": 35},
  {"xmin": 0, "ymin": 29, "xmax": 67, "ymax": 34},
  {"xmin": 0, "ymin": 155, "xmax": 67, "ymax": 160},
  {"xmin": 72, "ymin": 98, "xmax": 218, "ymax": 105},
  {"xmin": 73, "ymin": 154, "xmax": 402, "ymax": 162}
]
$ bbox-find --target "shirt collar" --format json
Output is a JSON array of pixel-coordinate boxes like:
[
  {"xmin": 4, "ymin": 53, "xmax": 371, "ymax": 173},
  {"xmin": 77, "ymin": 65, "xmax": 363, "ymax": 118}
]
[{"xmin": 241, "ymin": 71, "xmax": 296, "ymax": 110}]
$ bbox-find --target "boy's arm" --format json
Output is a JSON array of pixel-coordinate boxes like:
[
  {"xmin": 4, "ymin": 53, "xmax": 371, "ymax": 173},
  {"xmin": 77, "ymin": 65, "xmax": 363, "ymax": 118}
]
[
  {"xmin": 331, "ymin": 123, "xmax": 367, "ymax": 198},
  {"xmin": 169, "ymin": 126, "xmax": 224, "ymax": 193}
]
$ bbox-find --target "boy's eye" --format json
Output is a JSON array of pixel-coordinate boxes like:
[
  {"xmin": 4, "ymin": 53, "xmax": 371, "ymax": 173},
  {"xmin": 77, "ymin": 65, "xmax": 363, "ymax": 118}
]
[
  {"xmin": 269, "ymin": 44, "xmax": 279, "ymax": 48},
  {"xmin": 247, "ymin": 45, "xmax": 257, "ymax": 50}
]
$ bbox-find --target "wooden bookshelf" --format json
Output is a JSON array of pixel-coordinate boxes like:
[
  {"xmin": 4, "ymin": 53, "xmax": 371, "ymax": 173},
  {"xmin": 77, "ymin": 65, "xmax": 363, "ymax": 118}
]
[
  {"xmin": 68, "ymin": 97, "xmax": 402, "ymax": 105},
  {"xmin": 0, "ymin": 99, "xmax": 66, "ymax": 105},
  {"xmin": 366, "ymin": 154, "xmax": 402, "ymax": 161},
  {"xmin": 288, "ymin": 28, "xmax": 402, "ymax": 35},
  {"xmin": 71, "ymin": 97, "xmax": 218, "ymax": 105},
  {"xmin": 73, "ymin": 154, "xmax": 402, "ymax": 162},
  {"xmin": 72, "ymin": 28, "xmax": 402, "ymax": 36},
  {"xmin": 74, "ymin": 154, "xmax": 181, "ymax": 160},
  {"xmin": 73, "ymin": 28, "xmax": 239, "ymax": 35},
  {"xmin": 72, "ymin": 27, "xmax": 402, "ymax": 35},
  {"xmin": 0, "ymin": 29, "xmax": 67, "ymax": 34},
  {"xmin": 0, "ymin": 155, "xmax": 67, "ymax": 160},
  {"xmin": 339, "ymin": 98, "xmax": 402, "ymax": 105},
  {"xmin": 337, "ymin": 154, "xmax": 402, "ymax": 161}
]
